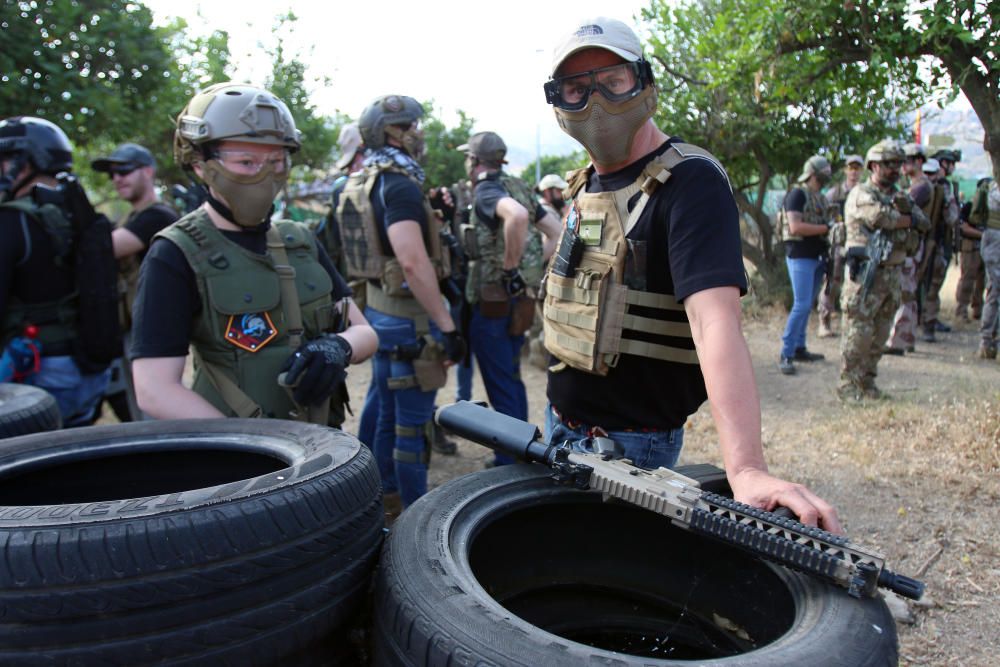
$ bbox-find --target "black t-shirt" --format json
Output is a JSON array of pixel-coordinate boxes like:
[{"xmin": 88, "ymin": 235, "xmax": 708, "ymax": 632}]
[
  {"xmin": 473, "ymin": 173, "xmax": 547, "ymax": 231},
  {"xmin": 123, "ymin": 203, "xmax": 178, "ymax": 261},
  {"xmin": 782, "ymin": 188, "xmax": 827, "ymax": 259},
  {"xmin": 0, "ymin": 204, "xmax": 76, "ymax": 326},
  {"xmin": 371, "ymin": 171, "xmax": 427, "ymax": 255},
  {"xmin": 130, "ymin": 221, "xmax": 351, "ymax": 359},
  {"xmin": 547, "ymin": 138, "xmax": 747, "ymax": 431}
]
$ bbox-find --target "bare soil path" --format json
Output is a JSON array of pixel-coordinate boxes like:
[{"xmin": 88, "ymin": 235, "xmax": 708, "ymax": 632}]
[{"xmin": 341, "ymin": 271, "xmax": 999, "ymax": 666}]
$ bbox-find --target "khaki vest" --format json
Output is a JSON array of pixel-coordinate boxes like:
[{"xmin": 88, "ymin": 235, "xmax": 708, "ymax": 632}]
[
  {"xmin": 335, "ymin": 162, "xmax": 449, "ymax": 298},
  {"xmin": 157, "ymin": 211, "xmax": 340, "ymax": 421},
  {"xmin": 542, "ymin": 143, "xmax": 723, "ymax": 376},
  {"xmin": 0, "ymin": 198, "xmax": 78, "ymax": 349},
  {"xmin": 463, "ymin": 172, "xmax": 544, "ymax": 303},
  {"xmin": 844, "ymin": 182, "xmax": 909, "ymax": 266},
  {"xmin": 777, "ymin": 187, "xmax": 828, "ymax": 242}
]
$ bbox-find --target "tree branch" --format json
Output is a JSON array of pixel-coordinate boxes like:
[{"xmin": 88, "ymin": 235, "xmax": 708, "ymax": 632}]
[{"xmin": 651, "ymin": 54, "xmax": 709, "ymax": 86}]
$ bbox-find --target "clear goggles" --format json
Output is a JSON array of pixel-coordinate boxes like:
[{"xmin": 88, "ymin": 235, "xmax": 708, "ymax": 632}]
[
  {"xmin": 544, "ymin": 61, "xmax": 653, "ymax": 111},
  {"xmin": 211, "ymin": 148, "xmax": 289, "ymax": 175}
]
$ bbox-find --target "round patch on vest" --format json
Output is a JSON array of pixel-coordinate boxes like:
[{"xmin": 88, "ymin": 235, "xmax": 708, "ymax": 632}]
[{"xmin": 224, "ymin": 312, "xmax": 278, "ymax": 352}]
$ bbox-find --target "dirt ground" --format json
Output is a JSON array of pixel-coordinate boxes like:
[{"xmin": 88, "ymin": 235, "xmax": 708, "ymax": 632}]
[{"xmin": 339, "ymin": 269, "xmax": 999, "ymax": 666}]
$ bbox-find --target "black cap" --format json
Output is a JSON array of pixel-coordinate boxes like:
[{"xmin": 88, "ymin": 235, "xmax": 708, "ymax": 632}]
[{"xmin": 91, "ymin": 143, "xmax": 155, "ymax": 173}]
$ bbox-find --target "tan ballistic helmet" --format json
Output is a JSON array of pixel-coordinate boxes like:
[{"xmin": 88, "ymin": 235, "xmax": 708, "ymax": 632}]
[
  {"xmin": 174, "ymin": 83, "xmax": 301, "ymax": 167},
  {"xmin": 865, "ymin": 139, "xmax": 904, "ymax": 167},
  {"xmin": 797, "ymin": 155, "xmax": 831, "ymax": 183}
]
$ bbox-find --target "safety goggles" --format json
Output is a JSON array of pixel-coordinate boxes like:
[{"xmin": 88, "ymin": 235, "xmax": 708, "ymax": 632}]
[
  {"xmin": 544, "ymin": 61, "xmax": 653, "ymax": 111},
  {"xmin": 212, "ymin": 149, "xmax": 289, "ymax": 175}
]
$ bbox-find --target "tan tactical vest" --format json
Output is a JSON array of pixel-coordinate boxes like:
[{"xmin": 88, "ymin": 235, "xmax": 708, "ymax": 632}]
[
  {"xmin": 335, "ymin": 162, "xmax": 449, "ymax": 298},
  {"xmin": 463, "ymin": 172, "xmax": 544, "ymax": 303},
  {"xmin": 158, "ymin": 211, "xmax": 341, "ymax": 421},
  {"xmin": 0, "ymin": 198, "xmax": 78, "ymax": 349},
  {"xmin": 542, "ymin": 143, "xmax": 723, "ymax": 376},
  {"xmin": 777, "ymin": 187, "xmax": 828, "ymax": 242}
]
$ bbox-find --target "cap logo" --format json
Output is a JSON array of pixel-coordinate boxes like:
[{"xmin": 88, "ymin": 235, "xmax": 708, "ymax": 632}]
[{"xmin": 575, "ymin": 25, "xmax": 604, "ymax": 37}]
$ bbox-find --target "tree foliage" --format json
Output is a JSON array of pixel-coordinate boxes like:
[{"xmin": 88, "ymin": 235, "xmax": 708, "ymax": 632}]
[
  {"xmin": 421, "ymin": 103, "xmax": 475, "ymax": 190},
  {"xmin": 642, "ymin": 0, "xmax": 912, "ymax": 291},
  {"xmin": 519, "ymin": 151, "xmax": 589, "ymax": 187}
]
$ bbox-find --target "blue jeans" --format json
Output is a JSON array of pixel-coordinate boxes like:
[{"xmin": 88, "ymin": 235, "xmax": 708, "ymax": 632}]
[
  {"xmin": 25, "ymin": 355, "xmax": 110, "ymax": 427},
  {"xmin": 469, "ymin": 304, "xmax": 527, "ymax": 465},
  {"xmin": 357, "ymin": 380, "xmax": 377, "ymax": 448},
  {"xmin": 781, "ymin": 256, "xmax": 825, "ymax": 359},
  {"xmin": 366, "ymin": 307, "xmax": 441, "ymax": 507},
  {"xmin": 544, "ymin": 404, "xmax": 684, "ymax": 470},
  {"xmin": 456, "ymin": 356, "xmax": 473, "ymax": 402}
]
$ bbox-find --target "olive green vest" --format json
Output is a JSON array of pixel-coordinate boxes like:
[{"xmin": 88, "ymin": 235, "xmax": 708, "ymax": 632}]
[
  {"xmin": 0, "ymin": 197, "xmax": 78, "ymax": 348},
  {"xmin": 157, "ymin": 210, "xmax": 339, "ymax": 421},
  {"xmin": 464, "ymin": 172, "xmax": 543, "ymax": 304}
]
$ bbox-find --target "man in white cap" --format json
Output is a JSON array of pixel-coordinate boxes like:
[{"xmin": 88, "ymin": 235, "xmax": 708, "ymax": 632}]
[
  {"xmin": 537, "ymin": 172, "xmax": 569, "ymax": 220},
  {"xmin": 539, "ymin": 17, "xmax": 841, "ymax": 531}
]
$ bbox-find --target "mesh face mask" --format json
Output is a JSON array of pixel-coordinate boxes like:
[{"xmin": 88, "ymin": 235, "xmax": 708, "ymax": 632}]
[
  {"xmin": 553, "ymin": 85, "xmax": 657, "ymax": 166},
  {"xmin": 200, "ymin": 158, "xmax": 288, "ymax": 228}
]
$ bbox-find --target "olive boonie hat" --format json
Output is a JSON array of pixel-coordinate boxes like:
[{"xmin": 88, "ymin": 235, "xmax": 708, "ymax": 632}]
[
  {"xmin": 92, "ymin": 143, "xmax": 155, "ymax": 173},
  {"xmin": 551, "ymin": 17, "xmax": 643, "ymax": 75},
  {"xmin": 457, "ymin": 131, "xmax": 508, "ymax": 164}
]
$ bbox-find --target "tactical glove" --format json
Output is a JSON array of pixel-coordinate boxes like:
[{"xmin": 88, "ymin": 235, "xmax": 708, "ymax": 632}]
[
  {"xmin": 892, "ymin": 191, "xmax": 912, "ymax": 214},
  {"xmin": 441, "ymin": 330, "xmax": 467, "ymax": 364},
  {"xmin": 280, "ymin": 334, "xmax": 352, "ymax": 406},
  {"xmin": 502, "ymin": 268, "xmax": 527, "ymax": 298}
]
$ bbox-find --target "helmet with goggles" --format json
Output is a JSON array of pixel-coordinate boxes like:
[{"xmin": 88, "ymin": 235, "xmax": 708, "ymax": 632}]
[
  {"xmin": 358, "ymin": 95, "xmax": 424, "ymax": 151},
  {"xmin": 0, "ymin": 116, "xmax": 73, "ymax": 174},
  {"xmin": 174, "ymin": 82, "xmax": 300, "ymax": 168}
]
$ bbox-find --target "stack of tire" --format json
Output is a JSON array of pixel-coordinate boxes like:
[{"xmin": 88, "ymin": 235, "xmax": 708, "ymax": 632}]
[
  {"xmin": 374, "ymin": 464, "xmax": 899, "ymax": 667},
  {"xmin": 0, "ymin": 419, "xmax": 383, "ymax": 665}
]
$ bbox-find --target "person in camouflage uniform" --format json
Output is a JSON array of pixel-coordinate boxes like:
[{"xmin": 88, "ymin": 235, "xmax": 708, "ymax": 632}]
[
  {"xmin": 920, "ymin": 149, "xmax": 961, "ymax": 341},
  {"xmin": 838, "ymin": 140, "xmax": 926, "ymax": 400},
  {"xmin": 818, "ymin": 154, "xmax": 863, "ymax": 338},
  {"xmin": 886, "ymin": 147, "xmax": 936, "ymax": 354},
  {"xmin": 975, "ymin": 179, "xmax": 1000, "ymax": 359},
  {"xmin": 457, "ymin": 131, "xmax": 560, "ymax": 465},
  {"xmin": 954, "ymin": 177, "xmax": 990, "ymax": 323}
]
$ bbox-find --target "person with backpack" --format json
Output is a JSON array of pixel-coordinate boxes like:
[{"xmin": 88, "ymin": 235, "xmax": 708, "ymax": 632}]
[
  {"xmin": 0, "ymin": 116, "xmax": 113, "ymax": 426},
  {"xmin": 91, "ymin": 143, "xmax": 179, "ymax": 421}
]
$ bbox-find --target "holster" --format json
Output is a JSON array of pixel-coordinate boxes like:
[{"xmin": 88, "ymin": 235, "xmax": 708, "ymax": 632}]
[
  {"xmin": 507, "ymin": 296, "xmax": 536, "ymax": 337},
  {"xmin": 479, "ymin": 282, "xmax": 510, "ymax": 319}
]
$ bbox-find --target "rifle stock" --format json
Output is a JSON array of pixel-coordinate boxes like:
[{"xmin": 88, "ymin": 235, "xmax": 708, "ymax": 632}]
[{"xmin": 435, "ymin": 401, "xmax": 925, "ymax": 601}]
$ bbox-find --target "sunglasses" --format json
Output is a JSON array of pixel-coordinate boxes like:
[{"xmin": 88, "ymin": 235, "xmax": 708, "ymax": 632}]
[
  {"xmin": 108, "ymin": 164, "xmax": 140, "ymax": 177},
  {"xmin": 544, "ymin": 61, "xmax": 654, "ymax": 111}
]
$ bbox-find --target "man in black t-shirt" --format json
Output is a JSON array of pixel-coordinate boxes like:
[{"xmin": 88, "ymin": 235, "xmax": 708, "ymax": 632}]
[
  {"xmin": 91, "ymin": 143, "xmax": 179, "ymax": 421},
  {"xmin": 777, "ymin": 155, "xmax": 832, "ymax": 375},
  {"xmin": 541, "ymin": 17, "xmax": 842, "ymax": 532}
]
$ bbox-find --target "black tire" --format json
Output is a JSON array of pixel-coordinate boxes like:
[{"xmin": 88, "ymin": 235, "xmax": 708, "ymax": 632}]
[
  {"xmin": 0, "ymin": 418, "xmax": 384, "ymax": 665},
  {"xmin": 374, "ymin": 464, "xmax": 897, "ymax": 666},
  {"xmin": 0, "ymin": 382, "xmax": 62, "ymax": 438}
]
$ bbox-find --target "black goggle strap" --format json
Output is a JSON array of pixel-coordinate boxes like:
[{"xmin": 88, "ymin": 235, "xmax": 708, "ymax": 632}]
[{"xmin": 544, "ymin": 60, "xmax": 654, "ymax": 106}]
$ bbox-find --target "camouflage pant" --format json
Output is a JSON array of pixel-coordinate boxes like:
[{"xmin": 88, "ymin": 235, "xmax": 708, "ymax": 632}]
[
  {"xmin": 840, "ymin": 264, "xmax": 901, "ymax": 389},
  {"xmin": 920, "ymin": 251, "xmax": 949, "ymax": 325},
  {"xmin": 888, "ymin": 257, "xmax": 917, "ymax": 349},
  {"xmin": 980, "ymin": 229, "xmax": 1000, "ymax": 345},
  {"xmin": 955, "ymin": 247, "xmax": 985, "ymax": 319},
  {"xmin": 818, "ymin": 248, "xmax": 844, "ymax": 325}
]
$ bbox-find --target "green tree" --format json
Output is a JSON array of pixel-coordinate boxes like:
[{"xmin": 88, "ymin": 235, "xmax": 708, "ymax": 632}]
[
  {"xmin": 421, "ymin": 103, "xmax": 475, "ymax": 190},
  {"xmin": 519, "ymin": 151, "xmax": 589, "ymax": 187},
  {"xmin": 642, "ymin": 0, "xmax": 913, "ymax": 296},
  {"xmin": 766, "ymin": 1, "xmax": 999, "ymax": 182},
  {"xmin": 263, "ymin": 13, "xmax": 338, "ymax": 174}
]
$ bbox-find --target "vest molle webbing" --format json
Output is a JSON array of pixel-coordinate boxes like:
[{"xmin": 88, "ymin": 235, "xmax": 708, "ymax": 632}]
[{"xmin": 543, "ymin": 143, "xmax": 724, "ymax": 376}]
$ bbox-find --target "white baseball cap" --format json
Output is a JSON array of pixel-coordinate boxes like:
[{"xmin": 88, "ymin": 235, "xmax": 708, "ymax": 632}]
[
  {"xmin": 551, "ymin": 17, "xmax": 644, "ymax": 76},
  {"xmin": 922, "ymin": 158, "xmax": 941, "ymax": 174},
  {"xmin": 538, "ymin": 173, "xmax": 569, "ymax": 191},
  {"xmin": 335, "ymin": 123, "xmax": 363, "ymax": 170}
]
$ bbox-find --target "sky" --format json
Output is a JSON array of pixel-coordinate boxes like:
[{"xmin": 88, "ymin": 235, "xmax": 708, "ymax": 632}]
[{"xmin": 144, "ymin": 0, "xmax": 653, "ymax": 171}]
